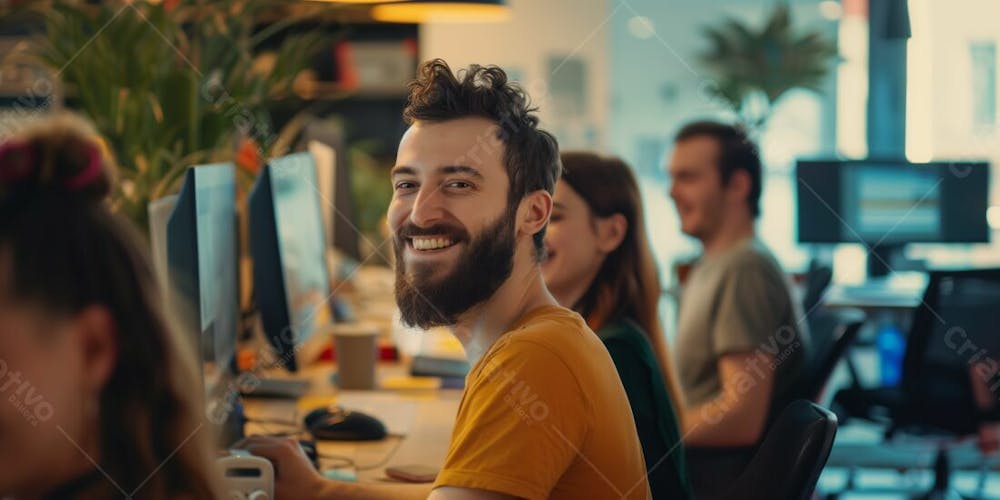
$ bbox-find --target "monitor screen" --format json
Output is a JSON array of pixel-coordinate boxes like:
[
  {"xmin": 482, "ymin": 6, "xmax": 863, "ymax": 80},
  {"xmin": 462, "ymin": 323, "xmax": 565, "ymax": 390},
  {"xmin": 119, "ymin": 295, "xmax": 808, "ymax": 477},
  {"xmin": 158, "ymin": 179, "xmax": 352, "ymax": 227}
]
[
  {"xmin": 195, "ymin": 164, "xmax": 239, "ymax": 369},
  {"xmin": 797, "ymin": 160, "xmax": 990, "ymax": 244},
  {"xmin": 248, "ymin": 153, "xmax": 333, "ymax": 372},
  {"xmin": 844, "ymin": 163, "xmax": 941, "ymax": 240},
  {"xmin": 270, "ymin": 153, "xmax": 332, "ymax": 346},
  {"xmin": 166, "ymin": 164, "xmax": 238, "ymax": 370}
]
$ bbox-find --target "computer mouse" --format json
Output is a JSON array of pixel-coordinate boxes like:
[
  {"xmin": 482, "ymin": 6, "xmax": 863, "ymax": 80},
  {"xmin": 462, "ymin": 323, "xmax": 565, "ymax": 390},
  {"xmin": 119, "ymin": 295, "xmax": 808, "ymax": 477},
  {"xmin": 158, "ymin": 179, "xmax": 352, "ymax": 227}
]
[
  {"xmin": 304, "ymin": 406, "xmax": 387, "ymax": 441},
  {"xmin": 298, "ymin": 439, "xmax": 320, "ymax": 469}
]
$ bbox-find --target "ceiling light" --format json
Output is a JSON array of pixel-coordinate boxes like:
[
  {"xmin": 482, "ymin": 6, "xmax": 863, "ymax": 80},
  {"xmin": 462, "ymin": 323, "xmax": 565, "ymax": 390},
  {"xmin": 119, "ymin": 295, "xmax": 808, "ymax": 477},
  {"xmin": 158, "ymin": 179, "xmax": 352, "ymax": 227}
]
[{"xmin": 372, "ymin": 0, "xmax": 509, "ymax": 24}]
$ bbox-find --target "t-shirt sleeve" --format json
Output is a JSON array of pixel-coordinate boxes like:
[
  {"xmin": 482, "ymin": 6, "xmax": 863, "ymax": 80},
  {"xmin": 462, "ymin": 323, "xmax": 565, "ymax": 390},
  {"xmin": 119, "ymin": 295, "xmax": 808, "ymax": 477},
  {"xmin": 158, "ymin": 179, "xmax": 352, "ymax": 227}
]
[
  {"xmin": 433, "ymin": 338, "xmax": 590, "ymax": 499},
  {"xmin": 712, "ymin": 256, "xmax": 792, "ymax": 356}
]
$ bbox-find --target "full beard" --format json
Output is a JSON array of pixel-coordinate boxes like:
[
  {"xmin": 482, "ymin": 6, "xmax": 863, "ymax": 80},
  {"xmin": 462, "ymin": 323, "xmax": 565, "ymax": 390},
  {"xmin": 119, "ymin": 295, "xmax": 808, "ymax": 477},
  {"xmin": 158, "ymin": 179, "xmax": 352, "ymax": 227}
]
[{"xmin": 393, "ymin": 208, "xmax": 516, "ymax": 329}]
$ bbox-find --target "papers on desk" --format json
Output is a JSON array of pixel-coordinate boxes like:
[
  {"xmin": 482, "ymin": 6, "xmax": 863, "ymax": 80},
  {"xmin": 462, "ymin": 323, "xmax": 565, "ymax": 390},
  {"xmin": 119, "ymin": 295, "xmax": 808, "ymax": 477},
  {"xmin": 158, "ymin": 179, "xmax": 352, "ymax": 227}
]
[
  {"xmin": 392, "ymin": 315, "xmax": 467, "ymax": 360},
  {"xmin": 336, "ymin": 393, "xmax": 418, "ymax": 437},
  {"xmin": 379, "ymin": 375, "xmax": 442, "ymax": 391},
  {"xmin": 825, "ymin": 273, "xmax": 928, "ymax": 309}
]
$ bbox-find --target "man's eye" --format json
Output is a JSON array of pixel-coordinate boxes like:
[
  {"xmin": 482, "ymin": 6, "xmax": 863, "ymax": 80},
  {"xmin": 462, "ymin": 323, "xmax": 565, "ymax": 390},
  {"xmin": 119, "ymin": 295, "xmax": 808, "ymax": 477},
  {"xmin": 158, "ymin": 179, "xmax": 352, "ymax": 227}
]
[
  {"xmin": 447, "ymin": 181, "xmax": 472, "ymax": 189},
  {"xmin": 395, "ymin": 182, "xmax": 416, "ymax": 190}
]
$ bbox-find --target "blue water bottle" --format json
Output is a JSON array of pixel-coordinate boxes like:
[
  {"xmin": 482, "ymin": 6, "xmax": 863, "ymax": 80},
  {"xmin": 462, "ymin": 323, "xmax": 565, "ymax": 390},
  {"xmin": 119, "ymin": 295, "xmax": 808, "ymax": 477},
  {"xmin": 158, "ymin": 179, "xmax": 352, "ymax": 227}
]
[{"xmin": 877, "ymin": 321, "xmax": 905, "ymax": 387}]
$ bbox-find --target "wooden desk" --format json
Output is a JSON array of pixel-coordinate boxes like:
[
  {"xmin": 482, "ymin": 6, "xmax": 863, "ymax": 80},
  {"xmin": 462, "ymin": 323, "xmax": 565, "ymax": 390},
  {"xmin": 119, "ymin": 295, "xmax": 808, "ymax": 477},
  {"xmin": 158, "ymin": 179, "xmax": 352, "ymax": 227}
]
[{"xmin": 242, "ymin": 362, "xmax": 461, "ymax": 482}]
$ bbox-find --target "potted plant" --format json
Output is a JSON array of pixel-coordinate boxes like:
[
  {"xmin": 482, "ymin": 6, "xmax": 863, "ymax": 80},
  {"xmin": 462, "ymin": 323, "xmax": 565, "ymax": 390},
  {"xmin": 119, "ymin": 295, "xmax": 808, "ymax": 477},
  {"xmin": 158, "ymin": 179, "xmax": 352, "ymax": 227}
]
[
  {"xmin": 25, "ymin": 0, "xmax": 336, "ymax": 228},
  {"xmin": 698, "ymin": 2, "xmax": 838, "ymax": 131}
]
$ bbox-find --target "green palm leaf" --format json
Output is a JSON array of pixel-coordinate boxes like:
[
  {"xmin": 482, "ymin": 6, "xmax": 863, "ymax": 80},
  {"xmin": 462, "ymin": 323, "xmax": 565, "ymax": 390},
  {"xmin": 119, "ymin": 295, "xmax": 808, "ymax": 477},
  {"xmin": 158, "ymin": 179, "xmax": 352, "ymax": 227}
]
[
  {"xmin": 26, "ymin": 0, "xmax": 338, "ymax": 230},
  {"xmin": 698, "ymin": 2, "xmax": 839, "ymax": 129}
]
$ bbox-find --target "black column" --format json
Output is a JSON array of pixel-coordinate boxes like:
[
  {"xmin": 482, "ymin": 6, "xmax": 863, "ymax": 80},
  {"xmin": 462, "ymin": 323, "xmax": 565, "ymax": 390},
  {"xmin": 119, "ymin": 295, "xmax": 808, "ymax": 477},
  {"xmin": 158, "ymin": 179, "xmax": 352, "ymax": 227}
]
[{"xmin": 867, "ymin": 0, "xmax": 911, "ymax": 159}]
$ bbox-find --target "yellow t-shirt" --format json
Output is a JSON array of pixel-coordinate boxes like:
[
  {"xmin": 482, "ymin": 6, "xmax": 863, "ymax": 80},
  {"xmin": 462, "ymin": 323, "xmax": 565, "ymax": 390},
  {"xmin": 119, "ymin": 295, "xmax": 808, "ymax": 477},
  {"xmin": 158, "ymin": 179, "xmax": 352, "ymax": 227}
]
[{"xmin": 433, "ymin": 305, "xmax": 651, "ymax": 499}]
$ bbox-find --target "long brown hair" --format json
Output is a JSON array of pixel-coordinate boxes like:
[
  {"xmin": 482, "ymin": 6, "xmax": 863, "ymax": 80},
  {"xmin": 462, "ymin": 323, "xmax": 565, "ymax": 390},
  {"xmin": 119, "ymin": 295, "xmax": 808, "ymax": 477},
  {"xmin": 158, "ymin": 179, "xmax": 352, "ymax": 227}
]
[
  {"xmin": 0, "ymin": 114, "xmax": 221, "ymax": 499},
  {"xmin": 559, "ymin": 151, "xmax": 685, "ymax": 409}
]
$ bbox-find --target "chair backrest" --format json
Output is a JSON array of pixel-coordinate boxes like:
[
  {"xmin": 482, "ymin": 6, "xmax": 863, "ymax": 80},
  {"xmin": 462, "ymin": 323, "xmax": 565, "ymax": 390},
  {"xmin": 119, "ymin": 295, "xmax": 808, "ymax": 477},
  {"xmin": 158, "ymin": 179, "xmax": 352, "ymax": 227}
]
[
  {"xmin": 723, "ymin": 400, "xmax": 838, "ymax": 500},
  {"xmin": 799, "ymin": 308, "xmax": 865, "ymax": 402},
  {"xmin": 803, "ymin": 260, "xmax": 833, "ymax": 313},
  {"xmin": 900, "ymin": 268, "xmax": 1000, "ymax": 434}
]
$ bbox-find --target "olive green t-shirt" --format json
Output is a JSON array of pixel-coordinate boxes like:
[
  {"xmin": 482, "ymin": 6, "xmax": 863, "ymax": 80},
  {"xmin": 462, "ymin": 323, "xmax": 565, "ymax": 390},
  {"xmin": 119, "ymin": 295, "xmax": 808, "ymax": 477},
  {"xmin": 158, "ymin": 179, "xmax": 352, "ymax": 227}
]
[{"xmin": 673, "ymin": 239, "xmax": 809, "ymax": 414}]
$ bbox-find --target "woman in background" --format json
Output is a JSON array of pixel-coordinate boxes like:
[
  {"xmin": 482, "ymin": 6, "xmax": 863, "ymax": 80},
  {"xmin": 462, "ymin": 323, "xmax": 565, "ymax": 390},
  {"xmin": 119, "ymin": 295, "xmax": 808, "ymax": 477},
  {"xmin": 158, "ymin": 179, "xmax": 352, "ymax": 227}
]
[
  {"xmin": 0, "ymin": 114, "xmax": 221, "ymax": 499},
  {"xmin": 543, "ymin": 151, "xmax": 690, "ymax": 499}
]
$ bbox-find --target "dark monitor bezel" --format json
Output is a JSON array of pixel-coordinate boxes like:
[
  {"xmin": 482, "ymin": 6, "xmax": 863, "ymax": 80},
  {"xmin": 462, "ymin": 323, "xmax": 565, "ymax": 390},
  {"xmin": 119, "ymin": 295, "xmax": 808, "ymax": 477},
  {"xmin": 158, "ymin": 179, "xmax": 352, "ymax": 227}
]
[{"xmin": 796, "ymin": 159, "xmax": 990, "ymax": 245}]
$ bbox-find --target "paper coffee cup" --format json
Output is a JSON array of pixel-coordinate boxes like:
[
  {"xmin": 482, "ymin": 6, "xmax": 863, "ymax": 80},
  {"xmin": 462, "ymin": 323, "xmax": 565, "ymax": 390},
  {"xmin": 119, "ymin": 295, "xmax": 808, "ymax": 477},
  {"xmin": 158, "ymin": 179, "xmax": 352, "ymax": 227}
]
[{"xmin": 333, "ymin": 323, "xmax": 379, "ymax": 390}]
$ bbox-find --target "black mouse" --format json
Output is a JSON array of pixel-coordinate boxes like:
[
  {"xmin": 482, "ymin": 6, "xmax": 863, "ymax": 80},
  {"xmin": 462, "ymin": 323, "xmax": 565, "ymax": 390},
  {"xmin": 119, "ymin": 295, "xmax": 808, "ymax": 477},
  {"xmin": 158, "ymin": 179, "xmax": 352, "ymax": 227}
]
[{"xmin": 304, "ymin": 406, "xmax": 387, "ymax": 441}]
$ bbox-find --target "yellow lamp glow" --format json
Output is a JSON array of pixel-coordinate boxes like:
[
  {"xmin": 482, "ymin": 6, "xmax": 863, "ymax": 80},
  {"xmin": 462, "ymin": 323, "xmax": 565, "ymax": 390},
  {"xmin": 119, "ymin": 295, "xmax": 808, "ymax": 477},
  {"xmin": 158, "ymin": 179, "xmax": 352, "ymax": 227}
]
[
  {"xmin": 372, "ymin": 1, "xmax": 509, "ymax": 24},
  {"xmin": 309, "ymin": 0, "xmax": 408, "ymax": 3}
]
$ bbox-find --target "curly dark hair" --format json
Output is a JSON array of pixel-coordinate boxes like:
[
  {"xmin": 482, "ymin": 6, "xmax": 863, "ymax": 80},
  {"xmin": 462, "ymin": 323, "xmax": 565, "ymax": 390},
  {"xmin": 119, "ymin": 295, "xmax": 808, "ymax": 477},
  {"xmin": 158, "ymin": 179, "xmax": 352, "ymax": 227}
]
[{"xmin": 403, "ymin": 58, "xmax": 561, "ymax": 258}]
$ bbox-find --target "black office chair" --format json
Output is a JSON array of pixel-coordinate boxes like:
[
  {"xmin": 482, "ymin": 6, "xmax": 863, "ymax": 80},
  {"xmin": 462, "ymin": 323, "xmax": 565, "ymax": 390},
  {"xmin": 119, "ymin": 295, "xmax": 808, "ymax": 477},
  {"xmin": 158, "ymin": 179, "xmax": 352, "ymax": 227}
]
[
  {"xmin": 794, "ymin": 308, "xmax": 866, "ymax": 403},
  {"xmin": 833, "ymin": 268, "xmax": 1000, "ymax": 498},
  {"xmin": 803, "ymin": 259, "xmax": 834, "ymax": 314},
  {"xmin": 719, "ymin": 400, "xmax": 838, "ymax": 500}
]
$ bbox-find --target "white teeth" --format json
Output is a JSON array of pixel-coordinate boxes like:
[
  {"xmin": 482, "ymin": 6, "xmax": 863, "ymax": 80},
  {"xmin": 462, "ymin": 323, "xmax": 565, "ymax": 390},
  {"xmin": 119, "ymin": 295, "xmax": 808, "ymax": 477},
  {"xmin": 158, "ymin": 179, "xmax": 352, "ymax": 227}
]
[{"xmin": 412, "ymin": 237, "xmax": 454, "ymax": 251}]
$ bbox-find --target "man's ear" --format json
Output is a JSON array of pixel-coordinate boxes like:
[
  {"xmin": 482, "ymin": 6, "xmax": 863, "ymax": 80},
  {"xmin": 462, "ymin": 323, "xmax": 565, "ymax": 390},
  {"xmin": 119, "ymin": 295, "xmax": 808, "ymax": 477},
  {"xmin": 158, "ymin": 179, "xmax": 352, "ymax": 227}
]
[
  {"xmin": 518, "ymin": 189, "xmax": 553, "ymax": 240},
  {"xmin": 726, "ymin": 169, "xmax": 752, "ymax": 205},
  {"xmin": 72, "ymin": 305, "xmax": 118, "ymax": 393},
  {"xmin": 595, "ymin": 213, "xmax": 627, "ymax": 254}
]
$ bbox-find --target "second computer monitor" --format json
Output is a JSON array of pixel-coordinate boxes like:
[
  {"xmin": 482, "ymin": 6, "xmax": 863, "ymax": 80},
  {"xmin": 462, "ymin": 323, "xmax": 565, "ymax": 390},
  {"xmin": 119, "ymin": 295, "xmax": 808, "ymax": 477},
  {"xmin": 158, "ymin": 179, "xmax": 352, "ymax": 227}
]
[
  {"xmin": 796, "ymin": 159, "xmax": 990, "ymax": 245},
  {"xmin": 248, "ymin": 152, "xmax": 333, "ymax": 372}
]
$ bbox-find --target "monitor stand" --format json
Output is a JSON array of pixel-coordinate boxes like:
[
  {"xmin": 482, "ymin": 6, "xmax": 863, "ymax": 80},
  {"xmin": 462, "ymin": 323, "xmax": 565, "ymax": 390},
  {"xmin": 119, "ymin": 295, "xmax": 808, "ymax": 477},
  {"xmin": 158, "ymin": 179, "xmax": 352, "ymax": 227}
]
[
  {"xmin": 867, "ymin": 243, "xmax": 904, "ymax": 278},
  {"xmin": 867, "ymin": 243, "xmax": 929, "ymax": 279}
]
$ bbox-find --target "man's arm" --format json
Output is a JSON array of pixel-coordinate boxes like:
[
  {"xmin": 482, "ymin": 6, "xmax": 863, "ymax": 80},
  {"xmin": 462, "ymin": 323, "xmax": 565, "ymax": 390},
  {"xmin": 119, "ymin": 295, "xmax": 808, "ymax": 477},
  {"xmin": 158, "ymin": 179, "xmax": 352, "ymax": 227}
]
[
  {"xmin": 316, "ymin": 480, "xmax": 434, "ymax": 500},
  {"xmin": 680, "ymin": 351, "xmax": 774, "ymax": 447},
  {"xmin": 315, "ymin": 483, "xmax": 518, "ymax": 500},
  {"xmin": 237, "ymin": 436, "xmax": 516, "ymax": 500}
]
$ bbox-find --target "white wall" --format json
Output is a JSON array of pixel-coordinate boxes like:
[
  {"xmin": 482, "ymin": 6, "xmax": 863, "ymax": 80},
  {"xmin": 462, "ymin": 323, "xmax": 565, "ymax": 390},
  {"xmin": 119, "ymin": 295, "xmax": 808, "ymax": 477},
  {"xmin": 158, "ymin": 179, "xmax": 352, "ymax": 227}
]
[
  {"xmin": 906, "ymin": 0, "xmax": 1000, "ymax": 266},
  {"xmin": 419, "ymin": 0, "xmax": 610, "ymax": 151}
]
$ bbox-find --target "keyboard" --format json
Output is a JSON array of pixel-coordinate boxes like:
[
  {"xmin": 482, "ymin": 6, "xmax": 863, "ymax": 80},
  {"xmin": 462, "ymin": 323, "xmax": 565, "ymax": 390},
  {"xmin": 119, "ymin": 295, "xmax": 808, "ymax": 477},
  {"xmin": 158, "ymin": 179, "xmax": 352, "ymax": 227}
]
[{"xmin": 240, "ymin": 377, "xmax": 310, "ymax": 399}]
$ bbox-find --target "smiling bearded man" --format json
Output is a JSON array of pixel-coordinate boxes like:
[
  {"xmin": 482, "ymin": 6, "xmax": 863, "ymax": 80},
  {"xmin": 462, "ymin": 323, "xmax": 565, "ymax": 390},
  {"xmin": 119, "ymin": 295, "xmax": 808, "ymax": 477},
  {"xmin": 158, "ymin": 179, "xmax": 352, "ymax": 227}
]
[{"xmin": 236, "ymin": 59, "xmax": 652, "ymax": 500}]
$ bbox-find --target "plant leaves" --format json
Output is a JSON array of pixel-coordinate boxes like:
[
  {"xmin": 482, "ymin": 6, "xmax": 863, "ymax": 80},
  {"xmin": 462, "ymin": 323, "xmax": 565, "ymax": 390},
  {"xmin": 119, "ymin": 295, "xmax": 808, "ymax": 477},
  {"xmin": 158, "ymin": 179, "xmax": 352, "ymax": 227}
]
[{"xmin": 697, "ymin": 2, "xmax": 838, "ymax": 127}]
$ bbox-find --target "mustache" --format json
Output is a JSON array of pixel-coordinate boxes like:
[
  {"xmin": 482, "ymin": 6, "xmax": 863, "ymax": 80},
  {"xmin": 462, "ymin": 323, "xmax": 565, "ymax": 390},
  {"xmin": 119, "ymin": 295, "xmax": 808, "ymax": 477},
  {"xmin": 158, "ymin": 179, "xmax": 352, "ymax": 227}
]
[{"xmin": 395, "ymin": 222, "xmax": 470, "ymax": 241}]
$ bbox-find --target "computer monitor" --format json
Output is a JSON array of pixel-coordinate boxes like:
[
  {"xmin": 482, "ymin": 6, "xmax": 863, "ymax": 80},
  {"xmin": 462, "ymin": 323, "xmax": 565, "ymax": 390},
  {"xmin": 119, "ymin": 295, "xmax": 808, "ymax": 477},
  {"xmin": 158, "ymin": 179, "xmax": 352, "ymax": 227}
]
[
  {"xmin": 797, "ymin": 159, "xmax": 990, "ymax": 244},
  {"xmin": 299, "ymin": 120, "xmax": 361, "ymax": 260},
  {"xmin": 796, "ymin": 159, "xmax": 990, "ymax": 276},
  {"xmin": 165, "ymin": 163, "xmax": 240, "ymax": 373},
  {"xmin": 248, "ymin": 152, "xmax": 334, "ymax": 373},
  {"xmin": 148, "ymin": 194, "xmax": 178, "ymax": 305}
]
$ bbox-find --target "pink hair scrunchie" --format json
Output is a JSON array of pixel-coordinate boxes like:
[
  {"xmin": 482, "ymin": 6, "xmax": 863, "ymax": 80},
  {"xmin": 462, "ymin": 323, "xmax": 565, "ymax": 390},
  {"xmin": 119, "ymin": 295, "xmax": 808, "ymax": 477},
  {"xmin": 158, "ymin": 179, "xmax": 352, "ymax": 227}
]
[{"xmin": 64, "ymin": 143, "xmax": 103, "ymax": 190}]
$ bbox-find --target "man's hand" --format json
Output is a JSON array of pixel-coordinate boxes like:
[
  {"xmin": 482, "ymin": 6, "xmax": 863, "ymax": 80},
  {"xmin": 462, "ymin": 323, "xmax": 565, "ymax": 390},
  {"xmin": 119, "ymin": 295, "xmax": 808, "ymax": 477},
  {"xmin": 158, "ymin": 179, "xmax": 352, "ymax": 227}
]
[
  {"xmin": 235, "ymin": 436, "xmax": 327, "ymax": 500},
  {"xmin": 233, "ymin": 436, "xmax": 510, "ymax": 500}
]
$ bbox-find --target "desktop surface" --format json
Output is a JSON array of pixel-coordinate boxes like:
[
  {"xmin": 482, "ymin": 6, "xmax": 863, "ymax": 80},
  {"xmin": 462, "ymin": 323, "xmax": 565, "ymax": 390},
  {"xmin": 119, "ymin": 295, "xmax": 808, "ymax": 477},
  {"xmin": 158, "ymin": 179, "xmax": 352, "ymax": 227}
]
[
  {"xmin": 242, "ymin": 361, "xmax": 461, "ymax": 483},
  {"xmin": 823, "ymin": 272, "xmax": 928, "ymax": 310}
]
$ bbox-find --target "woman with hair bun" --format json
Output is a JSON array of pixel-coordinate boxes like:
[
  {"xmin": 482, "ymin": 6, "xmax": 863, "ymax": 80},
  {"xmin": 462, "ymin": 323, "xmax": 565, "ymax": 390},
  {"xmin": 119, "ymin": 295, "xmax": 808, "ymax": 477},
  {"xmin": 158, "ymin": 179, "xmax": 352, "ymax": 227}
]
[{"xmin": 0, "ymin": 114, "xmax": 221, "ymax": 499}]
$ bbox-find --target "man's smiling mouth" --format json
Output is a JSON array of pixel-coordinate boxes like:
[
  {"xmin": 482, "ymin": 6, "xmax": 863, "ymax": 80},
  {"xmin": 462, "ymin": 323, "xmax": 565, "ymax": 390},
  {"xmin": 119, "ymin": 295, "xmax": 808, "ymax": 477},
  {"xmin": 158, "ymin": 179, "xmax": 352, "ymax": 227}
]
[{"xmin": 409, "ymin": 236, "xmax": 458, "ymax": 251}]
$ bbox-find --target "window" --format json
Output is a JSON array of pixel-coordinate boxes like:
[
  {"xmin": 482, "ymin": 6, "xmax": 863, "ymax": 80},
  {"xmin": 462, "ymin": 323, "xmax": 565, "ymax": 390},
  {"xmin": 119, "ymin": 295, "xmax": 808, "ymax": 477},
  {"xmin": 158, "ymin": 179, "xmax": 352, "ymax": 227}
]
[{"xmin": 970, "ymin": 41, "xmax": 997, "ymax": 129}]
